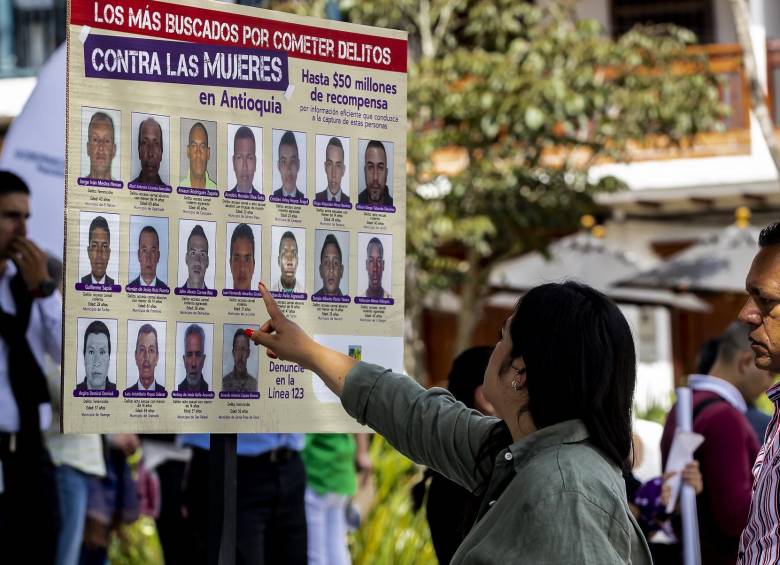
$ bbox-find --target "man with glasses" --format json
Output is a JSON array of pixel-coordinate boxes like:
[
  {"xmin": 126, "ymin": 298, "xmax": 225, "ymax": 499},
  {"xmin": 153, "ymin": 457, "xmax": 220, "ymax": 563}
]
[
  {"xmin": 81, "ymin": 216, "xmax": 114, "ymax": 285},
  {"xmin": 180, "ymin": 122, "xmax": 217, "ymax": 189},
  {"xmin": 272, "ymin": 231, "xmax": 303, "ymax": 293},
  {"xmin": 364, "ymin": 237, "xmax": 390, "ymax": 298},
  {"xmin": 313, "ymin": 234, "xmax": 344, "ymax": 297},
  {"xmin": 129, "ymin": 225, "xmax": 167, "ymax": 289},
  {"xmin": 182, "ymin": 225, "xmax": 209, "ymax": 290},
  {"xmin": 178, "ymin": 324, "xmax": 209, "ymax": 392},
  {"xmin": 85, "ymin": 111, "xmax": 117, "ymax": 181},
  {"xmin": 76, "ymin": 320, "xmax": 115, "ymax": 391}
]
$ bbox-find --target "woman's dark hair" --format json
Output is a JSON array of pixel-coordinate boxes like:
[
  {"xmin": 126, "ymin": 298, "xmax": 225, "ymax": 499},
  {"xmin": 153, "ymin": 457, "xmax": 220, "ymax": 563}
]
[
  {"xmin": 509, "ymin": 281, "xmax": 636, "ymax": 468},
  {"xmin": 447, "ymin": 346, "xmax": 493, "ymax": 409}
]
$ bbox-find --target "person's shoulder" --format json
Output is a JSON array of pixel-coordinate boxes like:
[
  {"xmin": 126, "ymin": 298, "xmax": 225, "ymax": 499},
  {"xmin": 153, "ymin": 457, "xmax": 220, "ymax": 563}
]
[
  {"xmin": 128, "ymin": 276, "xmax": 141, "ymax": 287},
  {"xmin": 199, "ymin": 380, "xmax": 209, "ymax": 392},
  {"xmin": 296, "ymin": 189, "xmax": 305, "ymax": 199},
  {"xmin": 105, "ymin": 275, "xmax": 115, "ymax": 285},
  {"xmin": 358, "ymin": 190, "xmax": 369, "ymax": 203},
  {"xmin": 156, "ymin": 279, "xmax": 168, "ymax": 289},
  {"xmin": 177, "ymin": 380, "xmax": 186, "ymax": 391},
  {"xmin": 106, "ymin": 380, "xmax": 117, "ymax": 391},
  {"xmin": 155, "ymin": 382, "xmax": 166, "ymax": 392},
  {"xmin": 80, "ymin": 274, "xmax": 91, "ymax": 284},
  {"xmin": 314, "ymin": 190, "xmax": 326, "ymax": 201},
  {"xmin": 342, "ymin": 192, "xmax": 351, "ymax": 204},
  {"xmin": 75, "ymin": 379, "xmax": 87, "ymax": 390},
  {"xmin": 272, "ymin": 187, "xmax": 283, "ymax": 197},
  {"xmin": 126, "ymin": 382, "xmax": 139, "ymax": 391}
]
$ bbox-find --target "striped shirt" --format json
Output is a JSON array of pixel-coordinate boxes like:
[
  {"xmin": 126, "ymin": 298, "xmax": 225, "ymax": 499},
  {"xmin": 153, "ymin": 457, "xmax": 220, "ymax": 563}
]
[{"xmin": 738, "ymin": 381, "xmax": 780, "ymax": 564}]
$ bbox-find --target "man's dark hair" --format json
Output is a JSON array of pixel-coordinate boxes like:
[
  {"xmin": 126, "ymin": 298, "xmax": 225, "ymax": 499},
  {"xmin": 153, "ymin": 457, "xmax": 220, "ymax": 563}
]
[
  {"xmin": 138, "ymin": 225, "xmax": 159, "ymax": 247},
  {"xmin": 326, "ymin": 136, "xmax": 344, "ymax": 155},
  {"xmin": 695, "ymin": 337, "xmax": 720, "ymax": 375},
  {"xmin": 715, "ymin": 322, "xmax": 751, "ymax": 364},
  {"xmin": 230, "ymin": 223, "xmax": 255, "ymax": 256},
  {"xmin": 184, "ymin": 323, "xmax": 205, "ymax": 350},
  {"xmin": 88, "ymin": 216, "xmax": 110, "ymax": 244},
  {"xmin": 279, "ymin": 230, "xmax": 297, "ymax": 255},
  {"xmin": 136, "ymin": 323, "xmax": 158, "ymax": 350},
  {"xmin": 83, "ymin": 320, "xmax": 111, "ymax": 357},
  {"xmin": 137, "ymin": 117, "xmax": 163, "ymax": 151},
  {"xmin": 0, "ymin": 171, "xmax": 30, "ymax": 197},
  {"xmin": 234, "ymin": 126, "xmax": 255, "ymax": 146},
  {"xmin": 320, "ymin": 233, "xmax": 342, "ymax": 263},
  {"xmin": 447, "ymin": 346, "xmax": 493, "ymax": 410},
  {"xmin": 759, "ymin": 222, "xmax": 780, "ymax": 248},
  {"xmin": 367, "ymin": 237, "xmax": 383, "ymax": 259},
  {"xmin": 89, "ymin": 112, "xmax": 115, "ymax": 140},
  {"xmin": 187, "ymin": 224, "xmax": 208, "ymax": 253},
  {"xmin": 189, "ymin": 122, "xmax": 209, "ymax": 147},
  {"xmin": 365, "ymin": 140, "xmax": 387, "ymax": 160},
  {"xmin": 279, "ymin": 130, "xmax": 298, "ymax": 154},
  {"xmin": 232, "ymin": 327, "xmax": 249, "ymax": 349},
  {"xmin": 509, "ymin": 282, "xmax": 636, "ymax": 469}
]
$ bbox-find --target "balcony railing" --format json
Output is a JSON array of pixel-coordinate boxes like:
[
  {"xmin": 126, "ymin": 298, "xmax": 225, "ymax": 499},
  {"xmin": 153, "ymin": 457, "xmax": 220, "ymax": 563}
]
[{"xmin": 0, "ymin": 0, "xmax": 65, "ymax": 78}]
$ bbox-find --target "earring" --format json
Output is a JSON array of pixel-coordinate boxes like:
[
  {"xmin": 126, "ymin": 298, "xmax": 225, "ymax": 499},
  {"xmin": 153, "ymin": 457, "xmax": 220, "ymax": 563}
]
[{"xmin": 511, "ymin": 379, "xmax": 519, "ymax": 391}]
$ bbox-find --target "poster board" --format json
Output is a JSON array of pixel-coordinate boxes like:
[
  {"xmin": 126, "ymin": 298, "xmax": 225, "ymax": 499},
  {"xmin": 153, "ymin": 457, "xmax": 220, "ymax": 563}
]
[{"xmin": 63, "ymin": 0, "xmax": 407, "ymax": 432}]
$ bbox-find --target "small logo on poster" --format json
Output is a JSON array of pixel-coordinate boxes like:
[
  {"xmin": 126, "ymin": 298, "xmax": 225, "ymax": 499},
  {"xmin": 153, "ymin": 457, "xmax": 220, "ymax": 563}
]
[{"xmin": 348, "ymin": 345, "xmax": 362, "ymax": 361}]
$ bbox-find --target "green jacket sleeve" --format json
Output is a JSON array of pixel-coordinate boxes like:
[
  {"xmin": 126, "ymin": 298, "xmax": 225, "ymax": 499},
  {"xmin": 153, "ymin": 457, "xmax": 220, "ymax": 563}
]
[{"xmin": 340, "ymin": 361, "xmax": 501, "ymax": 493}]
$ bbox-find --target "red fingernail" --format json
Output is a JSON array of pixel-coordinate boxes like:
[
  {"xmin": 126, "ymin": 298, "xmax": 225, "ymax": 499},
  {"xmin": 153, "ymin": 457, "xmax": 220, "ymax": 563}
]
[{"xmin": 243, "ymin": 329, "xmax": 254, "ymax": 338}]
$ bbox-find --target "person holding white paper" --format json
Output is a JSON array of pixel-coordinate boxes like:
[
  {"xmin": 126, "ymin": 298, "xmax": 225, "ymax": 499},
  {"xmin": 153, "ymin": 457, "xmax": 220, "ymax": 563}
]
[{"xmin": 249, "ymin": 280, "xmax": 652, "ymax": 564}]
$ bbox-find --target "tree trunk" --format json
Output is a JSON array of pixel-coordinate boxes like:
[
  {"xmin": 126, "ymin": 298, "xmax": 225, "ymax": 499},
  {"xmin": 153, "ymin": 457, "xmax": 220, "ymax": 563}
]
[
  {"xmin": 404, "ymin": 257, "xmax": 429, "ymax": 385},
  {"xmin": 453, "ymin": 251, "xmax": 486, "ymax": 356},
  {"xmin": 729, "ymin": 0, "xmax": 780, "ymax": 183}
]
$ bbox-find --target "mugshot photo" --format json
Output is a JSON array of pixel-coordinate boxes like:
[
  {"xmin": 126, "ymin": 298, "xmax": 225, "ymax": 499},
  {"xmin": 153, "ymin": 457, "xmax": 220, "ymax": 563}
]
[
  {"xmin": 174, "ymin": 321, "xmax": 214, "ymax": 393},
  {"xmin": 179, "ymin": 118, "xmax": 218, "ymax": 189},
  {"xmin": 357, "ymin": 232, "xmax": 393, "ymax": 299},
  {"xmin": 128, "ymin": 216, "xmax": 169, "ymax": 289},
  {"xmin": 224, "ymin": 222, "xmax": 262, "ymax": 291},
  {"xmin": 125, "ymin": 320, "xmax": 167, "ymax": 392},
  {"xmin": 221, "ymin": 324, "xmax": 260, "ymax": 393},
  {"xmin": 80, "ymin": 106, "xmax": 121, "ymax": 181},
  {"xmin": 130, "ymin": 112, "xmax": 171, "ymax": 186},
  {"xmin": 78, "ymin": 211, "xmax": 120, "ymax": 286},
  {"xmin": 314, "ymin": 135, "xmax": 350, "ymax": 204},
  {"xmin": 177, "ymin": 219, "xmax": 217, "ymax": 290},
  {"xmin": 313, "ymin": 229, "xmax": 350, "ymax": 298},
  {"xmin": 226, "ymin": 124, "xmax": 262, "ymax": 195},
  {"xmin": 270, "ymin": 129, "xmax": 307, "ymax": 199},
  {"xmin": 270, "ymin": 226, "xmax": 306, "ymax": 294},
  {"xmin": 75, "ymin": 317, "xmax": 118, "ymax": 391},
  {"xmin": 357, "ymin": 139, "xmax": 395, "ymax": 206}
]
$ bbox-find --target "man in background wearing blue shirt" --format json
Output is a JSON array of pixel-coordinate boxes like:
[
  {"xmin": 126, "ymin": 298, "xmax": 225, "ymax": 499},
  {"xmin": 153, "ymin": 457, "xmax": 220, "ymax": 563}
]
[{"xmin": 179, "ymin": 433, "xmax": 307, "ymax": 564}]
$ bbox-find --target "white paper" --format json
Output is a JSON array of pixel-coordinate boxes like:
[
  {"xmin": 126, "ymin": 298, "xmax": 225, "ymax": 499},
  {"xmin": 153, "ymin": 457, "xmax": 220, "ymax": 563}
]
[{"xmin": 663, "ymin": 430, "xmax": 704, "ymax": 514}]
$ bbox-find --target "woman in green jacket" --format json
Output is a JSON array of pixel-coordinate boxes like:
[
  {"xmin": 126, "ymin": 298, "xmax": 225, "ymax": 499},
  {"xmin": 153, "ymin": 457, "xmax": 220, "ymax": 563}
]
[{"xmin": 250, "ymin": 280, "xmax": 652, "ymax": 564}]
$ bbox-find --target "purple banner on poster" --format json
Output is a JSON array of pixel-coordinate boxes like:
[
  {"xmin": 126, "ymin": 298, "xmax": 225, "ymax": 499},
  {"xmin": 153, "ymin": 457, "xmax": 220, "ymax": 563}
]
[{"xmin": 83, "ymin": 34, "xmax": 289, "ymax": 91}]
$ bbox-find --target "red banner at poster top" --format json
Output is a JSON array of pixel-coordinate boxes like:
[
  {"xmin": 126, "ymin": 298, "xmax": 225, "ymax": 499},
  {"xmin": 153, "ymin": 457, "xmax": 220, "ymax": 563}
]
[{"xmin": 70, "ymin": 0, "xmax": 408, "ymax": 73}]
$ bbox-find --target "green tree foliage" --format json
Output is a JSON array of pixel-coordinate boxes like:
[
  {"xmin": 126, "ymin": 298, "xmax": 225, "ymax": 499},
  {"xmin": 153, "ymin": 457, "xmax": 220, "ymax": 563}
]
[{"xmin": 342, "ymin": 0, "xmax": 727, "ymax": 359}]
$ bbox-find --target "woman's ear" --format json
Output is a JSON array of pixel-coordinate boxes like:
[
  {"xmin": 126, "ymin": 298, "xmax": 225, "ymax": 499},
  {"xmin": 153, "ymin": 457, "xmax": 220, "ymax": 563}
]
[{"xmin": 511, "ymin": 358, "xmax": 527, "ymax": 390}]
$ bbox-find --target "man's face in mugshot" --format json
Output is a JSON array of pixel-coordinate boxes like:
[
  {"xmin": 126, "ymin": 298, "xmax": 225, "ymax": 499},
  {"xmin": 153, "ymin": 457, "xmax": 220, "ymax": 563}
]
[
  {"xmin": 367, "ymin": 243, "xmax": 385, "ymax": 293},
  {"xmin": 278, "ymin": 236, "xmax": 299, "ymax": 289},
  {"xmin": 86, "ymin": 118, "xmax": 116, "ymax": 179},
  {"xmin": 325, "ymin": 144, "xmax": 345, "ymax": 196},
  {"xmin": 138, "ymin": 119, "xmax": 163, "ymax": 181},
  {"xmin": 233, "ymin": 136, "xmax": 256, "ymax": 192},
  {"xmin": 87, "ymin": 227, "xmax": 110, "ymax": 281},
  {"xmin": 364, "ymin": 145, "xmax": 388, "ymax": 202},
  {"xmin": 185, "ymin": 233, "xmax": 209, "ymax": 288},
  {"xmin": 230, "ymin": 236, "xmax": 254, "ymax": 290},
  {"xmin": 278, "ymin": 143, "xmax": 300, "ymax": 192},
  {"xmin": 319, "ymin": 242, "xmax": 343, "ymax": 295},
  {"xmin": 187, "ymin": 125, "xmax": 210, "ymax": 178},
  {"xmin": 135, "ymin": 331, "xmax": 159, "ymax": 387},
  {"xmin": 232, "ymin": 334, "xmax": 250, "ymax": 376},
  {"xmin": 183, "ymin": 331, "xmax": 205, "ymax": 384},
  {"xmin": 740, "ymin": 245, "xmax": 780, "ymax": 372},
  {"xmin": 84, "ymin": 332, "xmax": 110, "ymax": 389},
  {"xmin": 138, "ymin": 229, "xmax": 160, "ymax": 283}
]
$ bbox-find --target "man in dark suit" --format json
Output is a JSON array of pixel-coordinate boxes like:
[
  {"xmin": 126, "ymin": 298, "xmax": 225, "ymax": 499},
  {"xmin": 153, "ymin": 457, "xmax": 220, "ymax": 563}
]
[
  {"xmin": 315, "ymin": 137, "xmax": 350, "ymax": 204},
  {"xmin": 128, "ymin": 225, "xmax": 168, "ymax": 288},
  {"xmin": 227, "ymin": 126, "xmax": 261, "ymax": 195},
  {"xmin": 126, "ymin": 323, "xmax": 166, "ymax": 392},
  {"xmin": 81, "ymin": 215, "xmax": 114, "ymax": 285},
  {"xmin": 272, "ymin": 130, "xmax": 305, "ymax": 199},
  {"xmin": 178, "ymin": 324, "xmax": 209, "ymax": 392},
  {"xmin": 358, "ymin": 140, "xmax": 394, "ymax": 206},
  {"xmin": 0, "ymin": 171, "xmax": 62, "ymax": 563},
  {"xmin": 75, "ymin": 320, "xmax": 116, "ymax": 391}
]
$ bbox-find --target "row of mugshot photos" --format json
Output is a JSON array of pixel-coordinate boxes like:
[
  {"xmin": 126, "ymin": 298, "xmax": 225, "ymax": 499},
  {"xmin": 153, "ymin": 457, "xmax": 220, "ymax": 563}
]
[
  {"xmin": 79, "ymin": 107, "xmax": 396, "ymax": 209},
  {"xmin": 73, "ymin": 319, "xmax": 319, "ymax": 399},
  {"xmin": 76, "ymin": 211, "xmax": 393, "ymax": 302}
]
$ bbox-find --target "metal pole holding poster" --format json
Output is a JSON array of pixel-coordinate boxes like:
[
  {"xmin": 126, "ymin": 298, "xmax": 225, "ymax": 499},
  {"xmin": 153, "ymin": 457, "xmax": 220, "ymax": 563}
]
[
  {"xmin": 675, "ymin": 387, "xmax": 702, "ymax": 565},
  {"xmin": 209, "ymin": 434, "xmax": 237, "ymax": 565}
]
